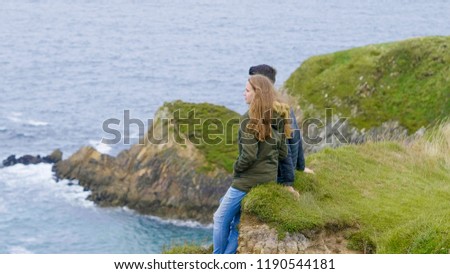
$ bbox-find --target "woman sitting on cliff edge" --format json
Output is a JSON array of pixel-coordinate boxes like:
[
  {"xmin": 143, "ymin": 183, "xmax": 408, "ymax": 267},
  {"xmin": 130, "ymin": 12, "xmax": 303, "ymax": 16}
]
[
  {"xmin": 213, "ymin": 74, "xmax": 288, "ymax": 254},
  {"xmin": 249, "ymin": 64, "xmax": 315, "ymax": 199}
]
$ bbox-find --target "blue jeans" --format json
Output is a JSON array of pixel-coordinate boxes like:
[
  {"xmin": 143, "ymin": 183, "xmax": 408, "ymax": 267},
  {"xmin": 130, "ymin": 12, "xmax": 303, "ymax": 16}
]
[{"xmin": 213, "ymin": 187, "xmax": 247, "ymax": 254}]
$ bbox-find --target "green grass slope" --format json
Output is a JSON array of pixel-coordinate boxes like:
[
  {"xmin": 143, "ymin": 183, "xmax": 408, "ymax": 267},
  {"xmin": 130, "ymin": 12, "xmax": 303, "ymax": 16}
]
[
  {"xmin": 242, "ymin": 122, "xmax": 450, "ymax": 253},
  {"xmin": 285, "ymin": 36, "xmax": 450, "ymax": 132},
  {"xmin": 162, "ymin": 100, "xmax": 240, "ymax": 173}
]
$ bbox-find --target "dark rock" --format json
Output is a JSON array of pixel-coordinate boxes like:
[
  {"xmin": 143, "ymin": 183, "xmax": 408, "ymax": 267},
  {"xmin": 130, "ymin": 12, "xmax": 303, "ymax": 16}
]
[
  {"xmin": 302, "ymin": 118, "xmax": 414, "ymax": 155},
  {"xmin": 43, "ymin": 149, "xmax": 63, "ymax": 164},
  {"xmin": 17, "ymin": 155, "xmax": 41, "ymax": 165},
  {"xmin": 2, "ymin": 149, "xmax": 63, "ymax": 167},
  {"xmin": 2, "ymin": 155, "xmax": 17, "ymax": 166}
]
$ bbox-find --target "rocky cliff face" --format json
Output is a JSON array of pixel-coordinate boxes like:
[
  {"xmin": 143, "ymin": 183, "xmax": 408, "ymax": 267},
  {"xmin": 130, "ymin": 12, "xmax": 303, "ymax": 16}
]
[
  {"xmin": 237, "ymin": 215, "xmax": 361, "ymax": 254},
  {"xmin": 54, "ymin": 102, "xmax": 238, "ymax": 223}
]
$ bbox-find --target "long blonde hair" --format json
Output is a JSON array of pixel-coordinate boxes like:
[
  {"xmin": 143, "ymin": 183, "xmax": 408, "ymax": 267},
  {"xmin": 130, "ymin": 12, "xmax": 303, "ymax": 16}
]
[{"xmin": 246, "ymin": 75, "xmax": 276, "ymax": 141}]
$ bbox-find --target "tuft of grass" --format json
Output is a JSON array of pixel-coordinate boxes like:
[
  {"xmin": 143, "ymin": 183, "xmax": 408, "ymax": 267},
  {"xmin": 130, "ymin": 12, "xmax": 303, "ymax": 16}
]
[
  {"xmin": 285, "ymin": 36, "xmax": 450, "ymax": 132},
  {"xmin": 242, "ymin": 122, "xmax": 450, "ymax": 253},
  {"xmin": 347, "ymin": 231, "xmax": 377, "ymax": 254},
  {"xmin": 242, "ymin": 182, "xmax": 326, "ymax": 236},
  {"xmin": 381, "ymin": 217, "xmax": 450, "ymax": 254},
  {"xmin": 418, "ymin": 118, "xmax": 450, "ymax": 167},
  {"xmin": 163, "ymin": 243, "xmax": 213, "ymax": 254}
]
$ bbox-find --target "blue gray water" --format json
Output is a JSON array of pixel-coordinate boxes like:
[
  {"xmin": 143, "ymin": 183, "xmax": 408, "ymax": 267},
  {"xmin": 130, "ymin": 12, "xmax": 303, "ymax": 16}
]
[{"xmin": 1, "ymin": 0, "xmax": 449, "ymax": 253}]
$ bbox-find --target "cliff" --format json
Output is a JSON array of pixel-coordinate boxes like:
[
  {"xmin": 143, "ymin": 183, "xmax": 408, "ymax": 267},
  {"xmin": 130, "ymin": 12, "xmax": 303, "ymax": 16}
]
[
  {"xmin": 284, "ymin": 36, "xmax": 449, "ymax": 153},
  {"xmin": 55, "ymin": 101, "xmax": 240, "ymax": 223}
]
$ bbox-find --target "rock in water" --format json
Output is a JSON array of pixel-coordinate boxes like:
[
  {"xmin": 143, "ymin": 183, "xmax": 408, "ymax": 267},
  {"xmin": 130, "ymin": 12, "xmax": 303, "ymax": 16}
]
[
  {"xmin": 2, "ymin": 149, "xmax": 63, "ymax": 167},
  {"xmin": 2, "ymin": 155, "xmax": 17, "ymax": 166},
  {"xmin": 43, "ymin": 149, "xmax": 63, "ymax": 163}
]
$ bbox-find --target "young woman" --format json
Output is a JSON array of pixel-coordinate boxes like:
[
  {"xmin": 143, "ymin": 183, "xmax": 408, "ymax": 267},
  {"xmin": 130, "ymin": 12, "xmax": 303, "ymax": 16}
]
[
  {"xmin": 213, "ymin": 74, "xmax": 288, "ymax": 254},
  {"xmin": 249, "ymin": 64, "xmax": 315, "ymax": 199}
]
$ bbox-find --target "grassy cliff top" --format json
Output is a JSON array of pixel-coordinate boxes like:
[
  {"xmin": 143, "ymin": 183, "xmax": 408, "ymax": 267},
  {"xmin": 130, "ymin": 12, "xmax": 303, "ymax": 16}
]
[
  {"xmin": 242, "ymin": 122, "xmax": 450, "ymax": 253},
  {"xmin": 285, "ymin": 36, "xmax": 450, "ymax": 132},
  {"xmin": 161, "ymin": 100, "xmax": 240, "ymax": 173}
]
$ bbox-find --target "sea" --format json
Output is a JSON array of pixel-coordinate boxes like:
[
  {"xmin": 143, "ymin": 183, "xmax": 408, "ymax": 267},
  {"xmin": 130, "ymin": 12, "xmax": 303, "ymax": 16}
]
[{"xmin": 0, "ymin": 0, "xmax": 449, "ymax": 253}]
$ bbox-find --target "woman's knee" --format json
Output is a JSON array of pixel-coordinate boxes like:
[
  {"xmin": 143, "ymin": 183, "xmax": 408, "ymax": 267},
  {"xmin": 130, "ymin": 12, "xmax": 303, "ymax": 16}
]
[{"xmin": 213, "ymin": 210, "xmax": 223, "ymax": 224}]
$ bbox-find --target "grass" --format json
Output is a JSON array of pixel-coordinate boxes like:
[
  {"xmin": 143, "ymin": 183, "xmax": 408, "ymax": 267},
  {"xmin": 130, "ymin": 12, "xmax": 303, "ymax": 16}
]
[
  {"xmin": 285, "ymin": 36, "xmax": 450, "ymax": 132},
  {"xmin": 241, "ymin": 121, "xmax": 450, "ymax": 253},
  {"xmin": 162, "ymin": 100, "xmax": 240, "ymax": 173},
  {"xmin": 163, "ymin": 243, "xmax": 213, "ymax": 254}
]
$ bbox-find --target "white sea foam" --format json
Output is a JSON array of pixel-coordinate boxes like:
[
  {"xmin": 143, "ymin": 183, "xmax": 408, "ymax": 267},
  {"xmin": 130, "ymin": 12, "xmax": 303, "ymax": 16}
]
[
  {"xmin": 7, "ymin": 112, "xmax": 49, "ymax": 126},
  {"xmin": 27, "ymin": 119, "xmax": 49, "ymax": 126},
  {"xmin": 0, "ymin": 163, "xmax": 93, "ymax": 209},
  {"xmin": 8, "ymin": 246, "xmax": 33, "ymax": 254},
  {"xmin": 131, "ymin": 208, "xmax": 213, "ymax": 229},
  {"xmin": 7, "ymin": 112, "xmax": 23, "ymax": 122},
  {"xmin": 118, "ymin": 206, "xmax": 213, "ymax": 229},
  {"xmin": 121, "ymin": 206, "xmax": 134, "ymax": 214},
  {"xmin": 162, "ymin": 218, "xmax": 213, "ymax": 229},
  {"xmin": 114, "ymin": 206, "xmax": 212, "ymax": 229},
  {"xmin": 57, "ymin": 179, "xmax": 95, "ymax": 208},
  {"xmin": 18, "ymin": 237, "xmax": 42, "ymax": 244},
  {"xmin": 89, "ymin": 139, "xmax": 112, "ymax": 155}
]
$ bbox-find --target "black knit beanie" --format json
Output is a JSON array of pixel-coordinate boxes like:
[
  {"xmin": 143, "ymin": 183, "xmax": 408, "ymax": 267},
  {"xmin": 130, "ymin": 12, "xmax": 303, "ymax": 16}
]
[{"xmin": 249, "ymin": 64, "xmax": 277, "ymax": 84}]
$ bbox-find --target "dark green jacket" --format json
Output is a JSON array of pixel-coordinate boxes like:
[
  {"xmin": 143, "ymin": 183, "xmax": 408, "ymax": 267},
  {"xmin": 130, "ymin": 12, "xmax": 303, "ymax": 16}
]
[{"xmin": 231, "ymin": 111, "xmax": 288, "ymax": 192}]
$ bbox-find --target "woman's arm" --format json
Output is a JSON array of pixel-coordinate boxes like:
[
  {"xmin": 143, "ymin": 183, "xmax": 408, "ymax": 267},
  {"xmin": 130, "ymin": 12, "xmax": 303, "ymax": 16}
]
[{"xmin": 233, "ymin": 130, "xmax": 259, "ymax": 173}]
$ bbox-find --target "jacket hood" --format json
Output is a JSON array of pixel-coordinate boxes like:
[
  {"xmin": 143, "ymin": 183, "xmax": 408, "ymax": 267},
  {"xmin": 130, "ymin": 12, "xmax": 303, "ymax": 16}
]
[
  {"xmin": 271, "ymin": 101, "xmax": 290, "ymax": 133},
  {"xmin": 273, "ymin": 101, "xmax": 290, "ymax": 119}
]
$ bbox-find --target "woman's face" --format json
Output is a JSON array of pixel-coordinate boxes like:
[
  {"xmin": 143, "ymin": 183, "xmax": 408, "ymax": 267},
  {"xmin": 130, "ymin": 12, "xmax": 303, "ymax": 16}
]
[{"xmin": 244, "ymin": 81, "xmax": 255, "ymax": 105}]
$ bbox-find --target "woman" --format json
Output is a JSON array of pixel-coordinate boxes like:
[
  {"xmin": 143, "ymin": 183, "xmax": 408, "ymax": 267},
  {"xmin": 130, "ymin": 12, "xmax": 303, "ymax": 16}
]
[
  {"xmin": 249, "ymin": 64, "xmax": 314, "ymax": 195},
  {"xmin": 213, "ymin": 74, "xmax": 288, "ymax": 254}
]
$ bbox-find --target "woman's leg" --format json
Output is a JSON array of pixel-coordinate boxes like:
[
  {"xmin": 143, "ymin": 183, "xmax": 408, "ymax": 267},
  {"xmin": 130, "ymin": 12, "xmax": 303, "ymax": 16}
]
[
  {"xmin": 213, "ymin": 187, "xmax": 246, "ymax": 254},
  {"xmin": 224, "ymin": 208, "xmax": 241, "ymax": 254}
]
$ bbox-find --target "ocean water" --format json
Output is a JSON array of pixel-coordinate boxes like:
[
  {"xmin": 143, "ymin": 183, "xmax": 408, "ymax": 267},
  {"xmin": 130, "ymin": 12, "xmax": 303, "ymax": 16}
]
[{"xmin": 0, "ymin": 0, "xmax": 449, "ymax": 253}]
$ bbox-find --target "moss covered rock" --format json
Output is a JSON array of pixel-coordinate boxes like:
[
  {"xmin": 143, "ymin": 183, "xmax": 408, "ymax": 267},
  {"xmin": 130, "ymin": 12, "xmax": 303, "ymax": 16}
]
[
  {"xmin": 285, "ymin": 36, "xmax": 450, "ymax": 133},
  {"xmin": 55, "ymin": 101, "xmax": 240, "ymax": 223}
]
